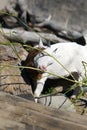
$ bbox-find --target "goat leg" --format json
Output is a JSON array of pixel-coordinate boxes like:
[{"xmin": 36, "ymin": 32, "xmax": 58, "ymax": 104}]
[{"xmin": 34, "ymin": 74, "xmax": 47, "ymax": 102}]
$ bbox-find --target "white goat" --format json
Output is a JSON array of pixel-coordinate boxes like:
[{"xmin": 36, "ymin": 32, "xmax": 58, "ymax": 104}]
[{"xmin": 34, "ymin": 41, "xmax": 87, "ymax": 101}]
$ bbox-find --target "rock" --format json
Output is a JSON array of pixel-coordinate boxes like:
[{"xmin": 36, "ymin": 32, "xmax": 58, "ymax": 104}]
[
  {"xmin": 38, "ymin": 94, "xmax": 76, "ymax": 112},
  {"xmin": 0, "ymin": 40, "xmax": 34, "ymax": 101},
  {"xmin": 27, "ymin": 0, "xmax": 87, "ymax": 31},
  {"xmin": 1, "ymin": 0, "xmax": 87, "ymax": 31},
  {"xmin": 0, "ymin": 0, "xmax": 10, "ymax": 10}
]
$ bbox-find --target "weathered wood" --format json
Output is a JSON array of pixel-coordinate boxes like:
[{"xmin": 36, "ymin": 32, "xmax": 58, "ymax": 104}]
[
  {"xmin": 35, "ymin": 21, "xmax": 86, "ymax": 45},
  {"xmin": 0, "ymin": 28, "xmax": 67, "ymax": 45},
  {"xmin": 0, "ymin": 117, "xmax": 26, "ymax": 130},
  {"xmin": 0, "ymin": 92, "xmax": 87, "ymax": 130}
]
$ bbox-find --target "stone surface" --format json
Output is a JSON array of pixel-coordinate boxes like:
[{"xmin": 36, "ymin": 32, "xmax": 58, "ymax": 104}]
[
  {"xmin": 38, "ymin": 94, "xmax": 76, "ymax": 112},
  {"xmin": 0, "ymin": 0, "xmax": 10, "ymax": 10},
  {"xmin": 0, "ymin": 36, "xmax": 34, "ymax": 101},
  {"xmin": 0, "ymin": 92, "xmax": 86, "ymax": 130},
  {"xmin": 27, "ymin": 0, "xmax": 87, "ymax": 31},
  {"xmin": 0, "ymin": 0, "xmax": 87, "ymax": 31}
]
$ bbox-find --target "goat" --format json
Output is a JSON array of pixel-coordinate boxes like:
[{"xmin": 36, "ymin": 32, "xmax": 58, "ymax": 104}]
[
  {"xmin": 33, "ymin": 41, "xmax": 87, "ymax": 102},
  {"xmin": 24, "ymin": 39, "xmax": 47, "ymax": 93}
]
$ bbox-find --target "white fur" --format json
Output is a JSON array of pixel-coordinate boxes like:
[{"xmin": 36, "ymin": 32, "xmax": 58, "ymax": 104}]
[{"xmin": 34, "ymin": 42, "xmax": 87, "ymax": 100}]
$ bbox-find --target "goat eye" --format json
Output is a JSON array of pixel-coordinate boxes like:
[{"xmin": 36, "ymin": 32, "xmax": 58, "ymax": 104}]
[
  {"xmin": 39, "ymin": 53, "xmax": 45, "ymax": 57},
  {"xmin": 48, "ymin": 63, "xmax": 53, "ymax": 66},
  {"xmin": 53, "ymin": 48, "xmax": 58, "ymax": 53}
]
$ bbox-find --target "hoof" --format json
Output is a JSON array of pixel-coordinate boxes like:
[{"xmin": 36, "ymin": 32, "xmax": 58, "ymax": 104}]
[{"xmin": 71, "ymin": 95, "xmax": 76, "ymax": 99}]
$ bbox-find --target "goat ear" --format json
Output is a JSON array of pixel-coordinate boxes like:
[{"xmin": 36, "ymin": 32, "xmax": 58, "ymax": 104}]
[{"xmin": 39, "ymin": 38, "xmax": 44, "ymax": 47}]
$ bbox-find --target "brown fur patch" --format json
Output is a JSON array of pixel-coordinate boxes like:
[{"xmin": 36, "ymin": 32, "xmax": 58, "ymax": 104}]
[{"xmin": 25, "ymin": 47, "xmax": 45, "ymax": 80}]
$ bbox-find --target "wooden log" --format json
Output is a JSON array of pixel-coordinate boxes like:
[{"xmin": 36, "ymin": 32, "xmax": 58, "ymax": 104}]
[
  {"xmin": 0, "ymin": 28, "xmax": 67, "ymax": 45},
  {"xmin": 35, "ymin": 20, "xmax": 82, "ymax": 39},
  {"xmin": 35, "ymin": 20, "xmax": 86, "ymax": 45},
  {"xmin": 0, "ymin": 92, "xmax": 87, "ymax": 130}
]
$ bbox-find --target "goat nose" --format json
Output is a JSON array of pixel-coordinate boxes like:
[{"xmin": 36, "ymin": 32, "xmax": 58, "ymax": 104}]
[{"xmin": 39, "ymin": 65, "xmax": 46, "ymax": 71}]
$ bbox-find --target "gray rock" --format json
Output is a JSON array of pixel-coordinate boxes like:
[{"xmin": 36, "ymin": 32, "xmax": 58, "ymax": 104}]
[
  {"xmin": 0, "ymin": 0, "xmax": 10, "ymax": 10},
  {"xmin": 38, "ymin": 94, "xmax": 76, "ymax": 112},
  {"xmin": 0, "ymin": 41, "xmax": 34, "ymax": 101},
  {"xmin": 27, "ymin": 0, "xmax": 87, "ymax": 31}
]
